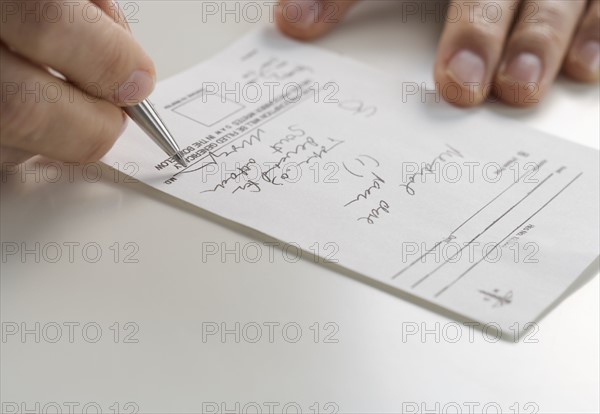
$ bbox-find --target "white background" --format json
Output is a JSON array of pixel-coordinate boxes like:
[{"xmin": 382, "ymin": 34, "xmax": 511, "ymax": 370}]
[{"xmin": 1, "ymin": 1, "xmax": 599, "ymax": 413}]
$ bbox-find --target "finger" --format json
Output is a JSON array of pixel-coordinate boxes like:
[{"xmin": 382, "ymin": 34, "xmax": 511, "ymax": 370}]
[
  {"xmin": 434, "ymin": 0, "xmax": 519, "ymax": 107},
  {"xmin": 276, "ymin": 0, "xmax": 358, "ymax": 40},
  {"xmin": 92, "ymin": 0, "xmax": 131, "ymax": 31},
  {"xmin": 563, "ymin": 0, "xmax": 600, "ymax": 82},
  {"xmin": 0, "ymin": 46, "xmax": 125, "ymax": 162},
  {"xmin": 0, "ymin": 0, "xmax": 155, "ymax": 106},
  {"xmin": 495, "ymin": 0, "xmax": 587, "ymax": 106},
  {"xmin": 0, "ymin": 147, "xmax": 35, "ymax": 168}
]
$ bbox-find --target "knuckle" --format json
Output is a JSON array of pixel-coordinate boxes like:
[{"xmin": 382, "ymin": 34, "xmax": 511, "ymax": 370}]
[
  {"xmin": 582, "ymin": 3, "xmax": 600, "ymax": 38},
  {"xmin": 513, "ymin": 26, "xmax": 564, "ymax": 50},
  {"xmin": 591, "ymin": 1, "xmax": 600, "ymax": 20},
  {"xmin": 93, "ymin": 28, "xmax": 131, "ymax": 90},
  {"xmin": 7, "ymin": 2, "xmax": 72, "ymax": 60},
  {"xmin": 0, "ymin": 78, "xmax": 47, "ymax": 147},
  {"xmin": 516, "ymin": 4, "xmax": 570, "ymax": 45},
  {"xmin": 458, "ymin": 17, "xmax": 506, "ymax": 47},
  {"xmin": 525, "ymin": 2, "xmax": 564, "ymax": 26},
  {"xmin": 80, "ymin": 117, "xmax": 120, "ymax": 163}
]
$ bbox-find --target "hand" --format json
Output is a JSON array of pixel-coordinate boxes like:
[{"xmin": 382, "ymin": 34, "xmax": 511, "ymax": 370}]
[
  {"xmin": 274, "ymin": 0, "xmax": 599, "ymax": 107},
  {"xmin": 0, "ymin": 0, "xmax": 156, "ymax": 166}
]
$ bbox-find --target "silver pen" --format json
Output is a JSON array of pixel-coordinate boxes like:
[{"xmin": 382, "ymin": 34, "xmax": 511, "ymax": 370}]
[
  {"xmin": 115, "ymin": 3, "xmax": 187, "ymax": 167},
  {"xmin": 124, "ymin": 102, "xmax": 187, "ymax": 167}
]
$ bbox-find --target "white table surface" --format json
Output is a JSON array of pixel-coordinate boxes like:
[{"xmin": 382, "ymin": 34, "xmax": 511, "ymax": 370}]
[{"xmin": 1, "ymin": 1, "xmax": 599, "ymax": 413}]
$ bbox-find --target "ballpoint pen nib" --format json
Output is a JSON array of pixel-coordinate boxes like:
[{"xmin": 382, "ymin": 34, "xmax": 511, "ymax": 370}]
[{"xmin": 175, "ymin": 152, "xmax": 188, "ymax": 168}]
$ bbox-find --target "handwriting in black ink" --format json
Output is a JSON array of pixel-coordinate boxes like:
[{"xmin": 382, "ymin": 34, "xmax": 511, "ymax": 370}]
[
  {"xmin": 344, "ymin": 172, "xmax": 386, "ymax": 207},
  {"xmin": 357, "ymin": 200, "xmax": 390, "ymax": 225},
  {"xmin": 399, "ymin": 144, "xmax": 463, "ymax": 196}
]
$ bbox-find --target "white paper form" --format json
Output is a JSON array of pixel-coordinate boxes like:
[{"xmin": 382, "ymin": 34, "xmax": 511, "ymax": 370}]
[{"xmin": 104, "ymin": 28, "xmax": 600, "ymax": 331}]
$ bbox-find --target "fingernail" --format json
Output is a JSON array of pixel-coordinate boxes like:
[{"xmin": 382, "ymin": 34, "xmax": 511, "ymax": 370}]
[
  {"xmin": 446, "ymin": 49, "xmax": 486, "ymax": 86},
  {"xmin": 118, "ymin": 70, "xmax": 155, "ymax": 105},
  {"xmin": 504, "ymin": 52, "xmax": 542, "ymax": 83},
  {"xmin": 577, "ymin": 41, "xmax": 600, "ymax": 74},
  {"xmin": 291, "ymin": 0, "xmax": 320, "ymax": 28}
]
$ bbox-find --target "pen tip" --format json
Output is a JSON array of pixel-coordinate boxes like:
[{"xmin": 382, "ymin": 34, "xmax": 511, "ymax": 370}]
[{"xmin": 175, "ymin": 152, "xmax": 188, "ymax": 168}]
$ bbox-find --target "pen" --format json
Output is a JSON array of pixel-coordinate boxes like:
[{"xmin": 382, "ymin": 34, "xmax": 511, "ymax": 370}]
[
  {"xmin": 124, "ymin": 102, "xmax": 188, "ymax": 167},
  {"xmin": 115, "ymin": 3, "xmax": 187, "ymax": 167}
]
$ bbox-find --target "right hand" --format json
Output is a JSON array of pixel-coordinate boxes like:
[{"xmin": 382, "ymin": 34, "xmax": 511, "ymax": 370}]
[{"xmin": 0, "ymin": 0, "xmax": 156, "ymax": 166}]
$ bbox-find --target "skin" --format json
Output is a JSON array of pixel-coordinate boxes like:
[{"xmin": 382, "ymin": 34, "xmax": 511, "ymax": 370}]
[
  {"xmin": 0, "ymin": 0, "xmax": 155, "ymax": 166},
  {"xmin": 275, "ymin": 0, "xmax": 600, "ymax": 107},
  {"xmin": 1, "ymin": 0, "xmax": 598, "ymax": 166}
]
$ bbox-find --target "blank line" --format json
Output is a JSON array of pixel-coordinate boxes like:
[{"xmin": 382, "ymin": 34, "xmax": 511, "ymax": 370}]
[
  {"xmin": 410, "ymin": 172, "xmax": 554, "ymax": 289},
  {"xmin": 391, "ymin": 163, "xmax": 540, "ymax": 280},
  {"xmin": 434, "ymin": 172, "xmax": 583, "ymax": 298},
  {"xmin": 452, "ymin": 169, "xmax": 530, "ymax": 233}
]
